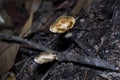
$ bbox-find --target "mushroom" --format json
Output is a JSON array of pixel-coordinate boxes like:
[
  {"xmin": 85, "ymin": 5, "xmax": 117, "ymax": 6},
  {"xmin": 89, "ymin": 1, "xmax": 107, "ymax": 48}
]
[
  {"xmin": 34, "ymin": 52, "xmax": 57, "ymax": 64},
  {"xmin": 50, "ymin": 16, "xmax": 76, "ymax": 33}
]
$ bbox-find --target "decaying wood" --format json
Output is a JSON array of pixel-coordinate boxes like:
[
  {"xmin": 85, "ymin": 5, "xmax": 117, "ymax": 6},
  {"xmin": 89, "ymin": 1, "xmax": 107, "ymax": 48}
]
[
  {"xmin": 58, "ymin": 52, "xmax": 119, "ymax": 72},
  {"xmin": 0, "ymin": 32, "xmax": 119, "ymax": 72},
  {"xmin": 0, "ymin": 32, "xmax": 54, "ymax": 53}
]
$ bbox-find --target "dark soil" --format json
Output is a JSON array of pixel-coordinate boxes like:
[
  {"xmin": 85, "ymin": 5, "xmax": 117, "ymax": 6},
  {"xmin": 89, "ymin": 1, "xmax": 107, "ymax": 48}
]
[{"xmin": 3, "ymin": 0, "xmax": 120, "ymax": 80}]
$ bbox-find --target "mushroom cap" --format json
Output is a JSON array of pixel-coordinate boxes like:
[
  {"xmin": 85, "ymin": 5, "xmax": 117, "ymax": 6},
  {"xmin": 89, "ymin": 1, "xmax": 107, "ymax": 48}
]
[
  {"xmin": 50, "ymin": 16, "xmax": 76, "ymax": 33},
  {"xmin": 34, "ymin": 52, "xmax": 57, "ymax": 64}
]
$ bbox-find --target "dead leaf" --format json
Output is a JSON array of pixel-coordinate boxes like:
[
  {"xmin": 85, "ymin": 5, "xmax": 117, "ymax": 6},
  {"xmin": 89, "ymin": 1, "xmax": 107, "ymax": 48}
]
[
  {"xmin": 19, "ymin": 0, "xmax": 42, "ymax": 37},
  {"xmin": 25, "ymin": 0, "xmax": 33, "ymax": 12},
  {"xmin": 0, "ymin": 30, "xmax": 19, "ymax": 77},
  {"xmin": 19, "ymin": 14, "xmax": 33, "ymax": 37},
  {"xmin": 71, "ymin": 0, "xmax": 94, "ymax": 15},
  {"xmin": 0, "ymin": 43, "xmax": 19, "ymax": 76},
  {"xmin": 0, "ymin": 0, "xmax": 42, "ymax": 77}
]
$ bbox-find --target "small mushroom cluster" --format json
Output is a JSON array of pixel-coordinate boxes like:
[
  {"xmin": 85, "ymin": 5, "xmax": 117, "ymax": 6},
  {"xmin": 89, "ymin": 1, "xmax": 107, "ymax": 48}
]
[{"xmin": 34, "ymin": 16, "xmax": 76, "ymax": 64}]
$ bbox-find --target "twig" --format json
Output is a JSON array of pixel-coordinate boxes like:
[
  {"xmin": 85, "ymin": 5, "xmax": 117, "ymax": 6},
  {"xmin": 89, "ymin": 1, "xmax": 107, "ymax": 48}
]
[
  {"xmin": 0, "ymin": 32, "xmax": 54, "ymax": 53},
  {"xmin": 74, "ymin": 38, "xmax": 95, "ymax": 56},
  {"xmin": 16, "ymin": 56, "xmax": 35, "ymax": 77},
  {"xmin": 58, "ymin": 52, "xmax": 119, "ymax": 72},
  {"xmin": 14, "ymin": 58, "xmax": 28, "ymax": 67},
  {"xmin": 2, "ymin": 72, "xmax": 16, "ymax": 80},
  {"xmin": 2, "ymin": 72, "xmax": 11, "ymax": 80}
]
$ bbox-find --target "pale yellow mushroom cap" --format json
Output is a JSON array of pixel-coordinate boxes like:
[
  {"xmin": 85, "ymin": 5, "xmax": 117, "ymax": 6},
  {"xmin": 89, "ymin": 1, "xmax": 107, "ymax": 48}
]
[
  {"xmin": 50, "ymin": 16, "xmax": 76, "ymax": 33},
  {"xmin": 34, "ymin": 52, "xmax": 58, "ymax": 64}
]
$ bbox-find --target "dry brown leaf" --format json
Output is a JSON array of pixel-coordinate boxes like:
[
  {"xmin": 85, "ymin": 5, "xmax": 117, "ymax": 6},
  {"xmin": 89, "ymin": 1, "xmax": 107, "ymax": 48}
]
[
  {"xmin": 0, "ymin": 31, "xmax": 19, "ymax": 77},
  {"xmin": 71, "ymin": 0, "xmax": 94, "ymax": 15},
  {"xmin": 0, "ymin": 43, "xmax": 19, "ymax": 76},
  {"xmin": 19, "ymin": 0, "xmax": 42, "ymax": 37},
  {"xmin": 19, "ymin": 13, "xmax": 33, "ymax": 37},
  {"xmin": 0, "ymin": 0, "xmax": 42, "ymax": 77},
  {"xmin": 25, "ymin": 0, "xmax": 33, "ymax": 12}
]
